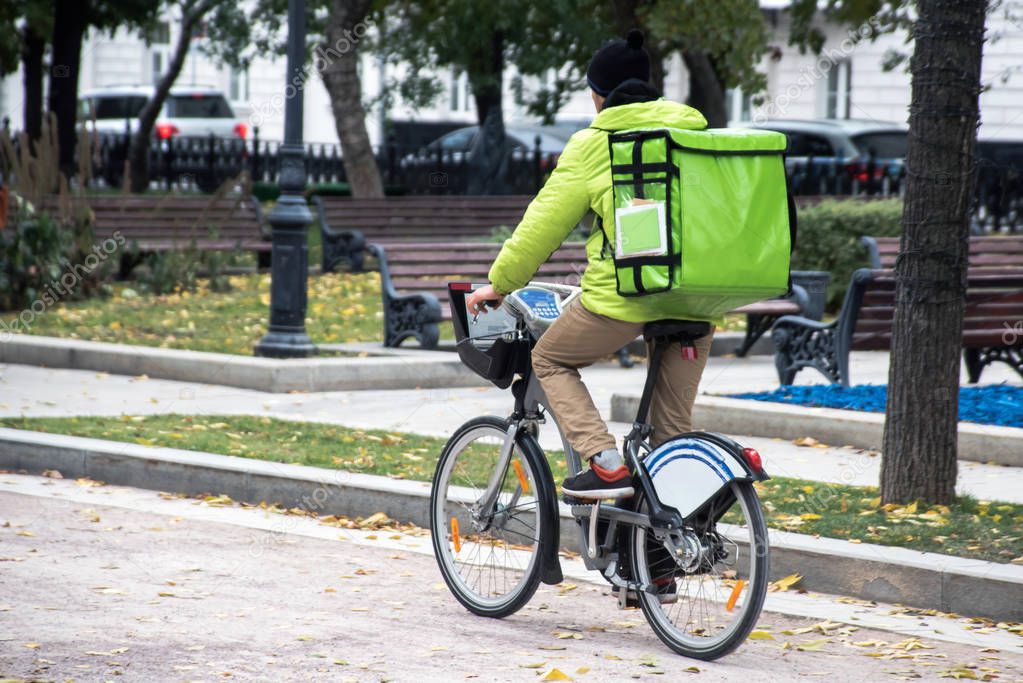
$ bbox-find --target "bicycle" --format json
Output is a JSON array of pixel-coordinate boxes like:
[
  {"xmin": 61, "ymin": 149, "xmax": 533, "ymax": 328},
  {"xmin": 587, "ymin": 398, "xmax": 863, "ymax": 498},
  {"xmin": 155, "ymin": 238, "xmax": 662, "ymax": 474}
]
[{"xmin": 430, "ymin": 281, "xmax": 771, "ymax": 660}]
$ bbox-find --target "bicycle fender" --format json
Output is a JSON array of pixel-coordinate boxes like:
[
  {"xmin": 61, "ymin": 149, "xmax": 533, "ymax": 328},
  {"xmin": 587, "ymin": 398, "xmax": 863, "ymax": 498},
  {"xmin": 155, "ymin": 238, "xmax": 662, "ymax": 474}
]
[
  {"xmin": 516, "ymin": 430, "xmax": 563, "ymax": 586},
  {"xmin": 643, "ymin": 433, "xmax": 760, "ymax": 519}
]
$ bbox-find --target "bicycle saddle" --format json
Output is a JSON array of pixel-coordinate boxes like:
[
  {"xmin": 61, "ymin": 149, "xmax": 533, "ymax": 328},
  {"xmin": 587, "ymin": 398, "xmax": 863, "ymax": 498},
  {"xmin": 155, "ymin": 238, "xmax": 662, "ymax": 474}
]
[{"xmin": 642, "ymin": 319, "xmax": 711, "ymax": 343}]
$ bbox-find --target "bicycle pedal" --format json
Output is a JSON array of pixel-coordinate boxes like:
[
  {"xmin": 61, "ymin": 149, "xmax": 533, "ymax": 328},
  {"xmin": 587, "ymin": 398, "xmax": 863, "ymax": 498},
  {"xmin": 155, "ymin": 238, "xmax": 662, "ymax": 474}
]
[{"xmin": 612, "ymin": 584, "xmax": 679, "ymax": 608}]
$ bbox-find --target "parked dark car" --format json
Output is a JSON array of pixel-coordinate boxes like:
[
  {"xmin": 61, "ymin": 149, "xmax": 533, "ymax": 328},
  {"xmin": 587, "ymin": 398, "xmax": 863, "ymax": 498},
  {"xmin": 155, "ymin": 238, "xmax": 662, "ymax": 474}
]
[
  {"xmin": 403, "ymin": 124, "xmax": 574, "ymax": 193},
  {"xmin": 974, "ymin": 139, "xmax": 1023, "ymax": 233},
  {"xmin": 750, "ymin": 118, "xmax": 908, "ymax": 193},
  {"xmin": 412, "ymin": 124, "xmax": 571, "ymax": 161}
]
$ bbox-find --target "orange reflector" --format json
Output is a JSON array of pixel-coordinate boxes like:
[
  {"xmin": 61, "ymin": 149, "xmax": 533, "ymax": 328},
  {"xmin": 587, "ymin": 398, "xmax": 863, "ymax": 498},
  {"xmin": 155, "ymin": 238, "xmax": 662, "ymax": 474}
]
[
  {"xmin": 450, "ymin": 517, "xmax": 461, "ymax": 553},
  {"xmin": 512, "ymin": 460, "xmax": 530, "ymax": 493},
  {"xmin": 726, "ymin": 579, "xmax": 746, "ymax": 612}
]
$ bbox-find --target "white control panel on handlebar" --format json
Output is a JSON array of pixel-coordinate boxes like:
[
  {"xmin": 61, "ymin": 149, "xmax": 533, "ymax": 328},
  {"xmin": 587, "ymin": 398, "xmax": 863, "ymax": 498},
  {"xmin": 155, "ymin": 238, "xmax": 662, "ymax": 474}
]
[{"xmin": 504, "ymin": 282, "xmax": 581, "ymax": 338}]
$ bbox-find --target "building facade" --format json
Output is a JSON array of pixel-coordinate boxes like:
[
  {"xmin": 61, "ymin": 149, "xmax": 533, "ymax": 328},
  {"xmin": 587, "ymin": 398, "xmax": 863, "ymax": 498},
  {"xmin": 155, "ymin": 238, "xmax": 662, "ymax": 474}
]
[{"xmin": 1, "ymin": 4, "xmax": 1021, "ymax": 146}]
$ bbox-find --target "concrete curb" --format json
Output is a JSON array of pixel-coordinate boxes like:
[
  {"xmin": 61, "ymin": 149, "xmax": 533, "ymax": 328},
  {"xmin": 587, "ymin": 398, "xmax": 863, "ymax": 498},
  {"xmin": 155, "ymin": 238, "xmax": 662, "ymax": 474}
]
[
  {"xmin": 2, "ymin": 427, "xmax": 1020, "ymax": 622},
  {"xmin": 611, "ymin": 393, "xmax": 1023, "ymax": 467},
  {"xmin": 0, "ymin": 335, "xmax": 486, "ymax": 393}
]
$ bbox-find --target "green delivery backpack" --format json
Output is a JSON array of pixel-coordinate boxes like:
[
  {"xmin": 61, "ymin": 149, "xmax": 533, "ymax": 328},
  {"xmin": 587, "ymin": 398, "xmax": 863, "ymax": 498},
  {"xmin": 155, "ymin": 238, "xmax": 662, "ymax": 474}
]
[{"xmin": 605, "ymin": 127, "xmax": 795, "ymax": 318}]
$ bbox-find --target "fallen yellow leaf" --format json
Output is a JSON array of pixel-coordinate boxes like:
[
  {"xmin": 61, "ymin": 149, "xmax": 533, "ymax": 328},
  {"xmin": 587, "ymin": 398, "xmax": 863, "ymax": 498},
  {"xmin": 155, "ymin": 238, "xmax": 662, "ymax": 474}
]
[
  {"xmin": 748, "ymin": 630, "xmax": 774, "ymax": 640},
  {"xmin": 795, "ymin": 638, "xmax": 829, "ymax": 652},
  {"xmin": 769, "ymin": 573, "xmax": 803, "ymax": 592}
]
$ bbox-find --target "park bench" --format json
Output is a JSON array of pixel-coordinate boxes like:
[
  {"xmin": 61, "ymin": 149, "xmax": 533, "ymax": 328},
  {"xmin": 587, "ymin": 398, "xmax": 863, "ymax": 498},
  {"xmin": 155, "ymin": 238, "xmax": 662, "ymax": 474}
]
[
  {"xmin": 368, "ymin": 240, "xmax": 588, "ymax": 349},
  {"xmin": 314, "ymin": 195, "xmax": 533, "ymax": 272},
  {"xmin": 862, "ymin": 235, "xmax": 1023, "ymax": 270},
  {"xmin": 771, "ymin": 267, "xmax": 1023, "ymax": 386},
  {"xmin": 43, "ymin": 193, "xmax": 270, "ymax": 274},
  {"xmin": 370, "ymin": 240, "xmax": 811, "ymax": 359}
]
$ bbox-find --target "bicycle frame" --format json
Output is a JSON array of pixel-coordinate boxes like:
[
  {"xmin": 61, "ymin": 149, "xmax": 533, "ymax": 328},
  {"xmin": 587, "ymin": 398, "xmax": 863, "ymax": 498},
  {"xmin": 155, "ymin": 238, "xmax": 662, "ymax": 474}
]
[{"xmin": 472, "ymin": 335, "xmax": 767, "ymax": 595}]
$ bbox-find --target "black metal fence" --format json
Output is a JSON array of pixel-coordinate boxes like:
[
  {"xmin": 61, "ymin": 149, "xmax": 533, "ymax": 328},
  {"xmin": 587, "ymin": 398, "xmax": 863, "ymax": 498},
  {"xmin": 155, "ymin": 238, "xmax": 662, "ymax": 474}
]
[
  {"xmin": 6, "ymin": 126, "xmax": 1021, "ymax": 232},
  {"xmin": 86, "ymin": 128, "xmax": 560, "ymax": 196}
]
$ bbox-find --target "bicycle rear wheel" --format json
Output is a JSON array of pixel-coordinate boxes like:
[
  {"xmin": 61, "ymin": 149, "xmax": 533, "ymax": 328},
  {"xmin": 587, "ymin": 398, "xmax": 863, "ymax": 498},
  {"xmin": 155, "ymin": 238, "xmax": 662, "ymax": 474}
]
[
  {"xmin": 630, "ymin": 480, "xmax": 769, "ymax": 660},
  {"xmin": 430, "ymin": 416, "xmax": 554, "ymax": 618}
]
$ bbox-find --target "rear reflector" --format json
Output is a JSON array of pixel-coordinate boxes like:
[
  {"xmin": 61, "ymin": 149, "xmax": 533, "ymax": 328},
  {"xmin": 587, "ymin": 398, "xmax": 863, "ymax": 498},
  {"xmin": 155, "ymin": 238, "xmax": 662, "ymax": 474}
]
[
  {"xmin": 449, "ymin": 282, "xmax": 472, "ymax": 291},
  {"xmin": 742, "ymin": 447, "xmax": 763, "ymax": 473}
]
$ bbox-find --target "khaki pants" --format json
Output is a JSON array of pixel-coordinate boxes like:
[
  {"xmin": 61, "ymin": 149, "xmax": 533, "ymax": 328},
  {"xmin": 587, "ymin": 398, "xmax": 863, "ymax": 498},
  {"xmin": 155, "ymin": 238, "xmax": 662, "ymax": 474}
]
[{"xmin": 532, "ymin": 299, "xmax": 714, "ymax": 459}]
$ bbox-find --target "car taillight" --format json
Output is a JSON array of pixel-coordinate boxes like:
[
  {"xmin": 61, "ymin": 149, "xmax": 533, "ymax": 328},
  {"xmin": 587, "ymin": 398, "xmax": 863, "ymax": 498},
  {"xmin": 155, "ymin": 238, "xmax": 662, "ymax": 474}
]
[
  {"xmin": 155, "ymin": 122, "xmax": 179, "ymax": 140},
  {"xmin": 233, "ymin": 122, "xmax": 248, "ymax": 139},
  {"xmin": 844, "ymin": 161, "xmax": 869, "ymax": 184},
  {"xmin": 539, "ymin": 153, "xmax": 560, "ymax": 171}
]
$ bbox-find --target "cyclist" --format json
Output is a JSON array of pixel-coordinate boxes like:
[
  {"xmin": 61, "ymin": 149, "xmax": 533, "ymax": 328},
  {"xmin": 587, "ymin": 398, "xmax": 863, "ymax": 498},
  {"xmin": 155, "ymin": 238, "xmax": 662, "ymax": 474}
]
[{"xmin": 467, "ymin": 29, "xmax": 716, "ymax": 501}]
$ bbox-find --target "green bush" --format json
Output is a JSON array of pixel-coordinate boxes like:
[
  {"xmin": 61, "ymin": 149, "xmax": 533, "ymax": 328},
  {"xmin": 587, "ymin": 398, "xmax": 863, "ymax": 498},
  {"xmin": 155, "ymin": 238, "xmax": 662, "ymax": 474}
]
[
  {"xmin": 306, "ymin": 182, "xmax": 351, "ymax": 198},
  {"xmin": 251, "ymin": 181, "xmax": 280, "ymax": 203},
  {"xmin": 133, "ymin": 242, "xmax": 242, "ymax": 296},
  {"xmin": 136, "ymin": 248, "xmax": 201, "ymax": 296},
  {"xmin": 0, "ymin": 195, "xmax": 113, "ymax": 315},
  {"xmin": 791, "ymin": 198, "xmax": 903, "ymax": 311}
]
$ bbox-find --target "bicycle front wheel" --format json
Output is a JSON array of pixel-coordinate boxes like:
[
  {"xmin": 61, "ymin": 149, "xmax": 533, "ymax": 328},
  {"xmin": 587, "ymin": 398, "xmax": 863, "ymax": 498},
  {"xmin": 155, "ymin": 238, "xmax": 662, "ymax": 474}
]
[
  {"xmin": 630, "ymin": 480, "xmax": 769, "ymax": 660},
  {"xmin": 430, "ymin": 416, "xmax": 553, "ymax": 618}
]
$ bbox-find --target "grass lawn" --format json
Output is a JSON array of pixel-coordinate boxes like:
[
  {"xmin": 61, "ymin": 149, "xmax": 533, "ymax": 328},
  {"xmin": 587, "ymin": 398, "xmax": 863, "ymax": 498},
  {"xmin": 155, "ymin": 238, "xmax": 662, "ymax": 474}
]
[
  {"xmin": 7, "ymin": 272, "xmax": 386, "ymax": 355},
  {"xmin": 2, "ymin": 414, "xmax": 1020, "ymax": 565},
  {"xmin": 6, "ymin": 269, "xmax": 746, "ymax": 355}
]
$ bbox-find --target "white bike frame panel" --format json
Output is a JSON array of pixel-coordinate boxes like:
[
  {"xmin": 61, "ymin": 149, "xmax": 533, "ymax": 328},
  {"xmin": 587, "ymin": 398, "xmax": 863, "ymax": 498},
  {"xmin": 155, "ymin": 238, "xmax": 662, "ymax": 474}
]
[{"xmin": 643, "ymin": 437, "xmax": 751, "ymax": 519}]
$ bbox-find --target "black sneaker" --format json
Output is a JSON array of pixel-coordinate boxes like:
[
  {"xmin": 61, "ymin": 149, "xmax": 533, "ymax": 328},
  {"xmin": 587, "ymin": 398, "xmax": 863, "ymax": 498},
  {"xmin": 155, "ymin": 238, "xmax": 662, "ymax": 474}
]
[{"xmin": 561, "ymin": 464, "xmax": 634, "ymax": 500}]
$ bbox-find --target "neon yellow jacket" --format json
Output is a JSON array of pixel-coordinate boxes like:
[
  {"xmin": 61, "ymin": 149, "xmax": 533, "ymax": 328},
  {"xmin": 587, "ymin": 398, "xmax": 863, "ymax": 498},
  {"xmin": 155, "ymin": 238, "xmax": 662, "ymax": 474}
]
[{"xmin": 488, "ymin": 99, "xmax": 713, "ymax": 323}]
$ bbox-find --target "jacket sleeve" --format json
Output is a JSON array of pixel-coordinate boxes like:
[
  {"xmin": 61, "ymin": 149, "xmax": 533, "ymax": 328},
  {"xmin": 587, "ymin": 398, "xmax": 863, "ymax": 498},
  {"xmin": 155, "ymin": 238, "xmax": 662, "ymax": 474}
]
[{"xmin": 488, "ymin": 133, "xmax": 592, "ymax": 295}]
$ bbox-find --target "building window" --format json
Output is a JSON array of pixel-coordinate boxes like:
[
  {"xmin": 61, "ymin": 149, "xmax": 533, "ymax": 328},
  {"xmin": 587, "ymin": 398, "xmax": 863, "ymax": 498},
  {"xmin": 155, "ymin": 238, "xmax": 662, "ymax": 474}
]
[
  {"xmin": 826, "ymin": 59, "xmax": 852, "ymax": 119},
  {"xmin": 148, "ymin": 21, "xmax": 170, "ymax": 45},
  {"xmin": 151, "ymin": 52, "xmax": 164, "ymax": 85},
  {"xmin": 229, "ymin": 68, "xmax": 249, "ymax": 102},
  {"xmin": 450, "ymin": 68, "xmax": 460, "ymax": 111},
  {"xmin": 725, "ymin": 88, "xmax": 752, "ymax": 122},
  {"xmin": 449, "ymin": 69, "xmax": 471, "ymax": 112}
]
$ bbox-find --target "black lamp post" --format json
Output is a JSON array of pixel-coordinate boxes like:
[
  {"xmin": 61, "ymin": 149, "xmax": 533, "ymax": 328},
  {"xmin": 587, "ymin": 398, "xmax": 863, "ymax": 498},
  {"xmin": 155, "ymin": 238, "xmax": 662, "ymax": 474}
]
[{"xmin": 255, "ymin": 0, "xmax": 316, "ymax": 358}]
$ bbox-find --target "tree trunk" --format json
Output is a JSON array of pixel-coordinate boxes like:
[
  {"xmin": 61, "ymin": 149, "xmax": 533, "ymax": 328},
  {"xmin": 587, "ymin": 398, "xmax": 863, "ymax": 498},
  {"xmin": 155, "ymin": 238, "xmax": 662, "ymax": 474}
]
[
  {"xmin": 465, "ymin": 30, "xmax": 507, "ymax": 195},
  {"xmin": 128, "ymin": 2, "xmax": 208, "ymax": 193},
  {"xmin": 469, "ymin": 29, "xmax": 504, "ymax": 127},
  {"xmin": 48, "ymin": 0, "xmax": 88, "ymax": 178},
  {"xmin": 320, "ymin": 0, "xmax": 383, "ymax": 198},
  {"xmin": 683, "ymin": 51, "xmax": 728, "ymax": 127},
  {"xmin": 21, "ymin": 25, "xmax": 45, "ymax": 144},
  {"xmin": 880, "ymin": 0, "xmax": 986, "ymax": 506}
]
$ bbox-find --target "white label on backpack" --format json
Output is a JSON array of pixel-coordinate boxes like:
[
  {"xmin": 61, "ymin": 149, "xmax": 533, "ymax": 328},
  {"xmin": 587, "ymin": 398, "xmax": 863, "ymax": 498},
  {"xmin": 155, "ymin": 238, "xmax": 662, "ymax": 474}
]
[{"xmin": 614, "ymin": 201, "xmax": 667, "ymax": 259}]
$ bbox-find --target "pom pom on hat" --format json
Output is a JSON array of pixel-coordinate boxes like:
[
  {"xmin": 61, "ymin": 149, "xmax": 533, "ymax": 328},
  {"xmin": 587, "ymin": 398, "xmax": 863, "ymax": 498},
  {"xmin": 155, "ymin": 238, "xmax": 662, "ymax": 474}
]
[{"xmin": 587, "ymin": 29, "xmax": 652, "ymax": 97}]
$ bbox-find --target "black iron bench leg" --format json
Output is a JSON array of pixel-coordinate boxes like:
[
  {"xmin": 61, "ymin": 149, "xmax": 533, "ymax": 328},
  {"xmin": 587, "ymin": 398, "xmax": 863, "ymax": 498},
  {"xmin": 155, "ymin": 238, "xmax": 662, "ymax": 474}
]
[
  {"xmin": 118, "ymin": 253, "xmax": 141, "ymax": 280},
  {"xmin": 321, "ymin": 234, "xmax": 366, "ymax": 273},
  {"xmin": 964, "ymin": 346, "xmax": 1023, "ymax": 384},
  {"xmin": 735, "ymin": 314, "xmax": 776, "ymax": 357},
  {"xmin": 964, "ymin": 348, "xmax": 983, "ymax": 384}
]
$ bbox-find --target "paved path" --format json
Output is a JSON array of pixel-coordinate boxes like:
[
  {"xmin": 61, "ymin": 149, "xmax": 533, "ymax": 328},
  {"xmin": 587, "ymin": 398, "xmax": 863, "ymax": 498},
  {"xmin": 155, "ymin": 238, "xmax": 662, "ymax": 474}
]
[
  {"xmin": 2, "ymin": 359, "xmax": 1021, "ymax": 504},
  {"xmin": 2, "ymin": 473, "xmax": 1022, "ymax": 682}
]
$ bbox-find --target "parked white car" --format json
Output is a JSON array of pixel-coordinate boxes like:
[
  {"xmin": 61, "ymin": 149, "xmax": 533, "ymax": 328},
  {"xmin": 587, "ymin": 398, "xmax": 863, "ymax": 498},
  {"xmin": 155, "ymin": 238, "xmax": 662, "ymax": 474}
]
[{"xmin": 78, "ymin": 85, "xmax": 247, "ymax": 140}]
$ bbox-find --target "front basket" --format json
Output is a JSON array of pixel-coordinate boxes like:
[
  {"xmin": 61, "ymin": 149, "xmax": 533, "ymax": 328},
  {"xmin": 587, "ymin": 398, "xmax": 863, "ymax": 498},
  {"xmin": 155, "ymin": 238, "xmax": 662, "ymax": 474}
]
[{"xmin": 448, "ymin": 282, "xmax": 531, "ymax": 389}]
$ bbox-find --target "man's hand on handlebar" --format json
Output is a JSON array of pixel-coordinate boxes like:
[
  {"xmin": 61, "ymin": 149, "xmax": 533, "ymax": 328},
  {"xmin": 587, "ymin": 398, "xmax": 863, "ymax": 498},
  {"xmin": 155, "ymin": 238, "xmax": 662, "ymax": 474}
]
[{"xmin": 466, "ymin": 284, "xmax": 505, "ymax": 316}]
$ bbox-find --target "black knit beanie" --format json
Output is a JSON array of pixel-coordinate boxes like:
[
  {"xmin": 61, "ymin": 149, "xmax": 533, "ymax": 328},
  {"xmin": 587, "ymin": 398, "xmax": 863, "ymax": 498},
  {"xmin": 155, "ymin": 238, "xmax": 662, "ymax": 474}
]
[{"xmin": 586, "ymin": 29, "xmax": 651, "ymax": 97}]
